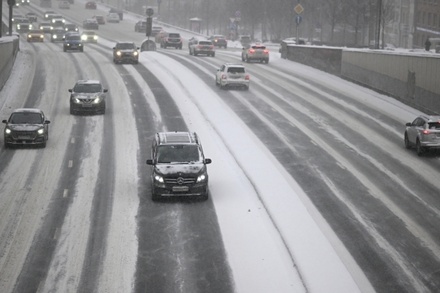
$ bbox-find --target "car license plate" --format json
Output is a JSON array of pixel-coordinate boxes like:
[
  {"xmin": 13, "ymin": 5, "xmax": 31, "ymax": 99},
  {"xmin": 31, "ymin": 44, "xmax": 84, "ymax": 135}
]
[
  {"xmin": 18, "ymin": 136, "xmax": 30, "ymax": 139},
  {"xmin": 172, "ymin": 186, "xmax": 189, "ymax": 192}
]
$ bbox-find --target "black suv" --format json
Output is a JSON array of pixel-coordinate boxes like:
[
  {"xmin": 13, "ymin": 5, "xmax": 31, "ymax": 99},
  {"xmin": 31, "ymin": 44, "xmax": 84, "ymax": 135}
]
[
  {"xmin": 68, "ymin": 80, "xmax": 108, "ymax": 114},
  {"xmin": 146, "ymin": 132, "xmax": 212, "ymax": 201},
  {"xmin": 63, "ymin": 33, "xmax": 83, "ymax": 52},
  {"xmin": 2, "ymin": 108, "xmax": 50, "ymax": 148},
  {"xmin": 134, "ymin": 20, "xmax": 146, "ymax": 33},
  {"xmin": 113, "ymin": 42, "xmax": 139, "ymax": 64}
]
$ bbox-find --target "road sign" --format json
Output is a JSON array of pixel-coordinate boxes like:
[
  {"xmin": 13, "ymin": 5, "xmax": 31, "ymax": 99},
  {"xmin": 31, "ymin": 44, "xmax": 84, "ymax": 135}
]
[{"xmin": 294, "ymin": 4, "xmax": 304, "ymax": 14}]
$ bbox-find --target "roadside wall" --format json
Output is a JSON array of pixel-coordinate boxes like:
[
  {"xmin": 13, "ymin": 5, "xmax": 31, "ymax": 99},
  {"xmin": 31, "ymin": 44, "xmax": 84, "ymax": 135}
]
[
  {"xmin": 0, "ymin": 35, "xmax": 19, "ymax": 90},
  {"xmin": 282, "ymin": 43, "xmax": 440, "ymax": 115}
]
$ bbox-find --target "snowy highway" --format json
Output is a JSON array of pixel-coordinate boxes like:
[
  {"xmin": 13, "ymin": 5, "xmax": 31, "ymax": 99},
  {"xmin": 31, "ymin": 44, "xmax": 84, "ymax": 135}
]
[{"xmin": 1, "ymin": 2, "xmax": 440, "ymax": 293}]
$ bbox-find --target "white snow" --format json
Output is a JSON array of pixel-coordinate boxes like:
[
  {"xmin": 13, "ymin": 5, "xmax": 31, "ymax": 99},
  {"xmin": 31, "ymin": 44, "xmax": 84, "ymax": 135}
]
[{"xmin": 4, "ymin": 34, "xmax": 427, "ymax": 293}]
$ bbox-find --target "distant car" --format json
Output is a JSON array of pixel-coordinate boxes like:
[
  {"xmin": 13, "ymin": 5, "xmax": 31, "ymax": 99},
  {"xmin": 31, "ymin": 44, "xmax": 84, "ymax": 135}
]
[
  {"xmin": 25, "ymin": 12, "xmax": 38, "ymax": 22},
  {"xmin": 16, "ymin": 19, "xmax": 33, "ymax": 32},
  {"xmin": 69, "ymin": 80, "xmax": 108, "ymax": 115},
  {"xmin": 151, "ymin": 26, "xmax": 162, "ymax": 36},
  {"xmin": 51, "ymin": 16, "xmax": 65, "ymax": 27},
  {"xmin": 106, "ymin": 13, "xmax": 120, "ymax": 23},
  {"xmin": 58, "ymin": 0, "xmax": 70, "ymax": 9},
  {"xmin": 50, "ymin": 28, "xmax": 65, "ymax": 42},
  {"xmin": 215, "ymin": 63, "xmax": 250, "ymax": 90},
  {"xmin": 64, "ymin": 23, "xmax": 79, "ymax": 32},
  {"xmin": 39, "ymin": 22, "xmax": 53, "ymax": 33},
  {"xmin": 81, "ymin": 30, "xmax": 98, "ymax": 43},
  {"xmin": 44, "ymin": 10, "xmax": 56, "ymax": 20},
  {"xmin": 134, "ymin": 20, "xmax": 146, "ymax": 32},
  {"xmin": 209, "ymin": 35, "xmax": 227, "ymax": 48},
  {"xmin": 83, "ymin": 19, "xmax": 99, "ymax": 30},
  {"xmin": 63, "ymin": 33, "xmax": 84, "ymax": 52},
  {"xmin": 109, "ymin": 8, "xmax": 123, "ymax": 20},
  {"xmin": 93, "ymin": 15, "xmax": 105, "ymax": 24},
  {"xmin": 189, "ymin": 39, "xmax": 215, "ymax": 57},
  {"xmin": 161, "ymin": 32, "xmax": 182, "ymax": 49},
  {"xmin": 146, "ymin": 131, "xmax": 212, "ymax": 201},
  {"xmin": 27, "ymin": 29, "xmax": 44, "ymax": 42},
  {"xmin": 239, "ymin": 35, "xmax": 251, "ymax": 47},
  {"xmin": 404, "ymin": 115, "xmax": 440, "ymax": 156},
  {"xmin": 241, "ymin": 43, "xmax": 269, "ymax": 63},
  {"xmin": 113, "ymin": 41, "xmax": 139, "ymax": 64},
  {"xmin": 12, "ymin": 14, "xmax": 25, "ymax": 23},
  {"xmin": 85, "ymin": 1, "xmax": 96, "ymax": 9},
  {"xmin": 155, "ymin": 30, "xmax": 167, "ymax": 43},
  {"xmin": 187, "ymin": 36, "xmax": 198, "ymax": 48},
  {"xmin": 2, "ymin": 108, "xmax": 50, "ymax": 148}
]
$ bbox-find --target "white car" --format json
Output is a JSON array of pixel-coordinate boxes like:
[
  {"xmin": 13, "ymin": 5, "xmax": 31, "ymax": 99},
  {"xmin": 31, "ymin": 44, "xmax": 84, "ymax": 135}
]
[
  {"xmin": 106, "ymin": 13, "xmax": 120, "ymax": 23},
  {"xmin": 215, "ymin": 63, "xmax": 250, "ymax": 90}
]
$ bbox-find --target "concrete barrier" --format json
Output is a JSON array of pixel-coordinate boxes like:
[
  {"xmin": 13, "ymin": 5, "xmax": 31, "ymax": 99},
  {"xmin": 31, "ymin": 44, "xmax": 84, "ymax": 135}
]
[
  {"xmin": 0, "ymin": 34, "xmax": 19, "ymax": 90},
  {"xmin": 282, "ymin": 43, "xmax": 440, "ymax": 115}
]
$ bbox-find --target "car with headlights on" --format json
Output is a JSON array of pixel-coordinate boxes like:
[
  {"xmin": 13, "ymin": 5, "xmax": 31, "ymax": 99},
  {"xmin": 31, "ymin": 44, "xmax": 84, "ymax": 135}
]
[
  {"xmin": 209, "ymin": 35, "xmax": 227, "ymax": 48},
  {"xmin": 241, "ymin": 43, "xmax": 269, "ymax": 63},
  {"xmin": 404, "ymin": 115, "xmax": 440, "ymax": 156},
  {"xmin": 215, "ymin": 63, "xmax": 250, "ymax": 90},
  {"xmin": 189, "ymin": 39, "xmax": 215, "ymax": 57},
  {"xmin": 39, "ymin": 22, "xmax": 53, "ymax": 33},
  {"xmin": 113, "ymin": 41, "xmax": 139, "ymax": 64},
  {"xmin": 16, "ymin": 19, "xmax": 32, "ymax": 32},
  {"xmin": 81, "ymin": 30, "xmax": 98, "ymax": 43},
  {"xmin": 64, "ymin": 23, "xmax": 79, "ymax": 32},
  {"xmin": 27, "ymin": 29, "xmax": 45, "ymax": 42},
  {"xmin": 50, "ymin": 28, "xmax": 65, "ymax": 42},
  {"xmin": 69, "ymin": 80, "xmax": 108, "ymax": 115},
  {"xmin": 2, "ymin": 108, "xmax": 50, "ymax": 148},
  {"xmin": 63, "ymin": 32, "xmax": 83, "ymax": 52},
  {"xmin": 146, "ymin": 131, "xmax": 212, "ymax": 201}
]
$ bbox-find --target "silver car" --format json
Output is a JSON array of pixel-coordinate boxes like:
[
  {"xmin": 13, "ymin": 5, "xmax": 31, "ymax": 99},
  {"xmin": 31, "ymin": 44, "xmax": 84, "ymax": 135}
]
[
  {"xmin": 242, "ymin": 43, "xmax": 269, "ymax": 64},
  {"xmin": 404, "ymin": 115, "xmax": 440, "ymax": 156},
  {"xmin": 215, "ymin": 63, "xmax": 250, "ymax": 90},
  {"xmin": 189, "ymin": 39, "xmax": 215, "ymax": 57}
]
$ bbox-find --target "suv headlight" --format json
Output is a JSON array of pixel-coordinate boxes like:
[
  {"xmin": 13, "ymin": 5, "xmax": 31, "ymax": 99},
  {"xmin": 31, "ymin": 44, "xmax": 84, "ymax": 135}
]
[
  {"xmin": 38, "ymin": 128, "xmax": 45, "ymax": 135},
  {"xmin": 116, "ymin": 51, "xmax": 122, "ymax": 56},
  {"xmin": 196, "ymin": 174, "xmax": 207, "ymax": 182},
  {"xmin": 93, "ymin": 96, "xmax": 102, "ymax": 104},
  {"xmin": 154, "ymin": 174, "xmax": 164, "ymax": 183},
  {"xmin": 5, "ymin": 128, "xmax": 11, "ymax": 134},
  {"xmin": 133, "ymin": 51, "xmax": 138, "ymax": 56}
]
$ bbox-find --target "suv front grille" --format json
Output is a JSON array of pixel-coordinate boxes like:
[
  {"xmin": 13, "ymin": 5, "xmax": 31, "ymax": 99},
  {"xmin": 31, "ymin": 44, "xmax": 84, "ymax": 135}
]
[
  {"xmin": 12, "ymin": 131, "xmax": 37, "ymax": 139},
  {"xmin": 165, "ymin": 177, "xmax": 196, "ymax": 185}
]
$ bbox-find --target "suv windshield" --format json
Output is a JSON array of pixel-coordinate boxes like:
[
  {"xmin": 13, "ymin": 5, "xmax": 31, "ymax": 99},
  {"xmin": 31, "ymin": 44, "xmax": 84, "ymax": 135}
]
[
  {"xmin": 116, "ymin": 43, "xmax": 135, "ymax": 49},
  {"xmin": 73, "ymin": 83, "xmax": 102, "ymax": 93},
  {"xmin": 10, "ymin": 113, "xmax": 43, "ymax": 124},
  {"xmin": 157, "ymin": 145, "xmax": 200, "ymax": 163}
]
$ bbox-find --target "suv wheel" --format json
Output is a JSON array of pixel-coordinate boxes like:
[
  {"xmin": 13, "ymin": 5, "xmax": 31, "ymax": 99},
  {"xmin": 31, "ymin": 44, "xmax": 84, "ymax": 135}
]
[
  {"xmin": 416, "ymin": 139, "xmax": 425, "ymax": 156},
  {"xmin": 404, "ymin": 133, "xmax": 411, "ymax": 149}
]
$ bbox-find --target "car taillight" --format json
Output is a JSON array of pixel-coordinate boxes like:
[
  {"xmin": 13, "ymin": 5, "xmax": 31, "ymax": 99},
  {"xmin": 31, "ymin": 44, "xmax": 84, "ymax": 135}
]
[
  {"xmin": 249, "ymin": 49, "xmax": 255, "ymax": 54},
  {"xmin": 245, "ymin": 75, "xmax": 250, "ymax": 80},
  {"xmin": 263, "ymin": 49, "xmax": 269, "ymax": 54},
  {"xmin": 422, "ymin": 130, "xmax": 431, "ymax": 135}
]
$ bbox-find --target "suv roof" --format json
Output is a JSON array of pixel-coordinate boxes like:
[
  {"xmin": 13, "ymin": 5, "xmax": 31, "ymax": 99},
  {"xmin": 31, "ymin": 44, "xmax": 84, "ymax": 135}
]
[{"xmin": 157, "ymin": 132, "xmax": 199, "ymax": 145}]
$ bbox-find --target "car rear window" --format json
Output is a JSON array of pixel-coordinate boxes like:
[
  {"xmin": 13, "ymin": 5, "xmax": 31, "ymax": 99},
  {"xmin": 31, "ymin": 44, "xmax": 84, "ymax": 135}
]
[
  {"xmin": 428, "ymin": 122, "xmax": 440, "ymax": 129},
  {"xmin": 169, "ymin": 33, "xmax": 180, "ymax": 38},
  {"xmin": 252, "ymin": 45, "xmax": 266, "ymax": 49},
  {"xmin": 228, "ymin": 67, "xmax": 245, "ymax": 73},
  {"xmin": 199, "ymin": 41, "xmax": 212, "ymax": 45}
]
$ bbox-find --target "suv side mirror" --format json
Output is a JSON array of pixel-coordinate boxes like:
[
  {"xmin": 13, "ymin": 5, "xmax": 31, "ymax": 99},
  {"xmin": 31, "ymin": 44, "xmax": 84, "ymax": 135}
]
[
  {"xmin": 146, "ymin": 159, "xmax": 154, "ymax": 165},
  {"xmin": 405, "ymin": 122, "xmax": 412, "ymax": 126},
  {"xmin": 204, "ymin": 158, "xmax": 212, "ymax": 164},
  {"xmin": 103, "ymin": 89, "xmax": 108, "ymax": 93},
  {"xmin": 68, "ymin": 89, "xmax": 72, "ymax": 92}
]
